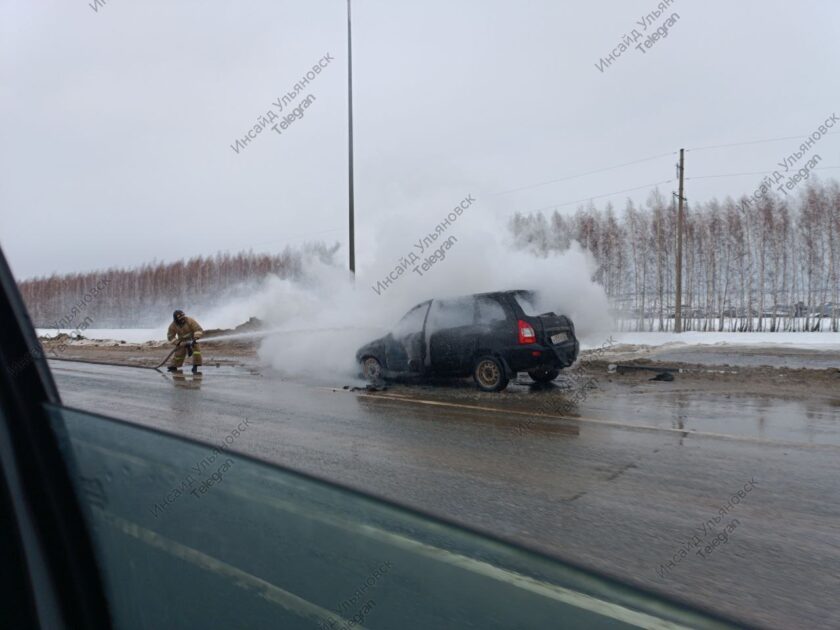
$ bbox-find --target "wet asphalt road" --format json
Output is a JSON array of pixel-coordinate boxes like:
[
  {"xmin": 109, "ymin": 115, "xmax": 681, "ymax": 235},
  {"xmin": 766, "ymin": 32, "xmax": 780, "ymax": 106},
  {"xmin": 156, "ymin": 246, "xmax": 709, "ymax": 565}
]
[{"xmin": 51, "ymin": 360, "xmax": 840, "ymax": 630}]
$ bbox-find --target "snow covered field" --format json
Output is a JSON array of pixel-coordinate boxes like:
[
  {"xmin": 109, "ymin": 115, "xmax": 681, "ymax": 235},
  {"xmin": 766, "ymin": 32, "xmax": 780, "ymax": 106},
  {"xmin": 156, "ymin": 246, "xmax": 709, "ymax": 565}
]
[
  {"xmin": 600, "ymin": 331, "xmax": 840, "ymax": 350},
  {"xmin": 577, "ymin": 332, "xmax": 840, "ymax": 370},
  {"xmin": 40, "ymin": 327, "xmax": 840, "ymax": 353}
]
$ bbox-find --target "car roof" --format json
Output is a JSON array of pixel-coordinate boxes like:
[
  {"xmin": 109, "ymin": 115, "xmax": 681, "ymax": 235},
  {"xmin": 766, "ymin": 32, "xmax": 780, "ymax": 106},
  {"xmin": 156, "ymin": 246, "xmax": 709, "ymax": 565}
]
[
  {"xmin": 407, "ymin": 290, "xmax": 537, "ymax": 313},
  {"xmin": 439, "ymin": 289, "xmax": 535, "ymax": 301}
]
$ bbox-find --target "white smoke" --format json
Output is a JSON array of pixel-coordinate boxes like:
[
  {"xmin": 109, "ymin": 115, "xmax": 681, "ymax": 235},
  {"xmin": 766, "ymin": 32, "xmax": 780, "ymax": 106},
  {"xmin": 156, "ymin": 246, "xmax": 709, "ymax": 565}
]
[{"xmin": 211, "ymin": 200, "xmax": 612, "ymax": 380}]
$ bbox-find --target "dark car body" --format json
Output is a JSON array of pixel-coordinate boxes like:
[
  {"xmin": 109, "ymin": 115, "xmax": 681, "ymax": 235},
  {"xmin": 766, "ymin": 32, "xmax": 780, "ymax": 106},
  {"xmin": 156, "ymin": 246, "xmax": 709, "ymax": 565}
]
[{"xmin": 356, "ymin": 290, "xmax": 579, "ymax": 388}]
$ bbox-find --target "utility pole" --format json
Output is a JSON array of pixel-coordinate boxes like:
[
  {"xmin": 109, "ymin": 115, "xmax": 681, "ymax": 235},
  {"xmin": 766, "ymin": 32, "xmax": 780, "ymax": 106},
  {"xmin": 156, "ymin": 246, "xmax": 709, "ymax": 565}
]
[
  {"xmin": 674, "ymin": 148, "xmax": 685, "ymax": 333},
  {"xmin": 347, "ymin": 0, "xmax": 356, "ymax": 276}
]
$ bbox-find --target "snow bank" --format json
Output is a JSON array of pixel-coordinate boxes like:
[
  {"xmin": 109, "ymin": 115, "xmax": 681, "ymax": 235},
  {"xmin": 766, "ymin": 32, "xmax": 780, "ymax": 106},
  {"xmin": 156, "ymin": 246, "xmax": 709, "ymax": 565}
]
[
  {"xmin": 37, "ymin": 328, "xmax": 163, "ymax": 343},
  {"xmin": 36, "ymin": 328, "xmax": 840, "ymax": 353},
  {"xmin": 600, "ymin": 331, "xmax": 840, "ymax": 351}
]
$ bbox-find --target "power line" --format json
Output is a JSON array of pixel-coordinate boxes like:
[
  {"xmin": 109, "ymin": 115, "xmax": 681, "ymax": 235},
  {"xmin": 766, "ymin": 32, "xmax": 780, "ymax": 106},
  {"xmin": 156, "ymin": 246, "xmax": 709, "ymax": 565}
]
[
  {"xmin": 496, "ymin": 129, "xmax": 840, "ymax": 213},
  {"xmin": 688, "ymin": 165, "xmax": 840, "ymax": 181},
  {"xmin": 688, "ymin": 170, "xmax": 773, "ymax": 180},
  {"xmin": 492, "ymin": 131, "xmax": 839, "ymax": 200},
  {"xmin": 490, "ymin": 151, "xmax": 676, "ymax": 196},
  {"xmin": 519, "ymin": 179, "xmax": 674, "ymax": 215},
  {"xmin": 687, "ymin": 131, "xmax": 840, "ymax": 153},
  {"xmin": 492, "ymin": 128, "xmax": 839, "ymax": 200},
  {"xmin": 519, "ymin": 164, "xmax": 840, "ymax": 218}
]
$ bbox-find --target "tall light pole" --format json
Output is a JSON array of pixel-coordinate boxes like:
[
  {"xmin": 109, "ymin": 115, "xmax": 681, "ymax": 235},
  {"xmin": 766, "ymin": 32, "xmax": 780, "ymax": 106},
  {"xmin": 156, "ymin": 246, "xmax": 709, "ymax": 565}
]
[
  {"xmin": 674, "ymin": 148, "xmax": 685, "ymax": 332},
  {"xmin": 347, "ymin": 0, "xmax": 356, "ymax": 276}
]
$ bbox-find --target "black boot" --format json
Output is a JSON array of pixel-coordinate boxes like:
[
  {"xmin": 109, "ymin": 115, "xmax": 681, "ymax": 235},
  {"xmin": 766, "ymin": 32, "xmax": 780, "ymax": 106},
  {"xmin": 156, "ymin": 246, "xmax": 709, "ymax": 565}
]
[
  {"xmin": 192, "ymin": 365, "xmax": 202, "ymax": 375},
  {"xmin": 167, "ymin": 366, "xmax": 180, "ymax": 373}
]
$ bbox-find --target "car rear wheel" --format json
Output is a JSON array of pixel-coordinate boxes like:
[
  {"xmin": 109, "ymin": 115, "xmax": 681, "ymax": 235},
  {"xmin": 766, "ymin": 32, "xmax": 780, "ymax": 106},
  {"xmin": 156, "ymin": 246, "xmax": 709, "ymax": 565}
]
[
  {"xmin": 361, "ymin": 356, "xmax": 383, "ymax": 382},
  {"xmin": 528, "ymin": 367, "xmax": 560, "ymax": 383},
  {"xmin": 473, "ymin": 356, "xmax": 509, "ymax": 392}
]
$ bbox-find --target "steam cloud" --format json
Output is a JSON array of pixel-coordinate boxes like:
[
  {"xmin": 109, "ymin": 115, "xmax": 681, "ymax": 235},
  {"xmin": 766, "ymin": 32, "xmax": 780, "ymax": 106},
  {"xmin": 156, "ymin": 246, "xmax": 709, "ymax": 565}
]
[{"xmin": 204, "ymin": 201, "xmax": 612, "ymax": 380}]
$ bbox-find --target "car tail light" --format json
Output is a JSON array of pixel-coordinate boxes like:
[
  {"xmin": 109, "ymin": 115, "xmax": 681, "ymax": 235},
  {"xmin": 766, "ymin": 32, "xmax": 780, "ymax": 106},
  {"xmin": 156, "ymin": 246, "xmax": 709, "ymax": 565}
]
[{"xmin": 518, "ymin": 319, "xmax": 536, "ymax": 344}]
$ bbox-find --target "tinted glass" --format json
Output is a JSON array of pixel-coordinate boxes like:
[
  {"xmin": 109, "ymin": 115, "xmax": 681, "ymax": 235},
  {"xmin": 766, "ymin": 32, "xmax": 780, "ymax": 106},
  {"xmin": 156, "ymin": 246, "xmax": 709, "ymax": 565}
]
[
  {"xmin": 45, "ymin": 404, "xmax": 732, "ymax": 630},
  {"xmin": 392, "ymin": 302, "xmax": 429, "ymax": 338},
  {"xmin": 476, "ymin": 297, "xmax": 508, "ymax": 324},
  {"xmin": 427, "ymin": 298, "xmax": 474, "ymax": 331},
  {"xmin": 513, "ymin": 292, "xmax": 540, "ymax": 316}
]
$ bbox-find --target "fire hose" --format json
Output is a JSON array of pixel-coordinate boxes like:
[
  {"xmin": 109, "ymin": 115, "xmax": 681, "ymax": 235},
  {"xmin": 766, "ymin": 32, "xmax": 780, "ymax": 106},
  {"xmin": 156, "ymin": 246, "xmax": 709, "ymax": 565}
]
[
  {"xmin": 154, "ymin": 338, "xmax": 196, "ymax": 370},
  {"xmin": 46, "ymin": 326, "xmax": 380, "ymax": 372}
]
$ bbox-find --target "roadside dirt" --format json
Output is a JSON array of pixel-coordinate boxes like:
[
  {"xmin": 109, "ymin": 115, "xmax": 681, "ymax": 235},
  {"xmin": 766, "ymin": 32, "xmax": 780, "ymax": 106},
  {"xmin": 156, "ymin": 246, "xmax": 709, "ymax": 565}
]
[
  {"xmin": 373, "ymin": 363, "xmax": 840, "ymax": 417},
  {"xmin": 354, "ymin": 346, "xmax": 840, "ymax": 413},
  {"xmin": 40, "ymin": 335, "xmax": 256, "ymax": 368},
  {"xmin": 597, "ymin": 341, "xmax": 840, "ymax": 370},
  {"xmin": 41, "ymin": 335, "xmax": 840, "ymax": 406}
]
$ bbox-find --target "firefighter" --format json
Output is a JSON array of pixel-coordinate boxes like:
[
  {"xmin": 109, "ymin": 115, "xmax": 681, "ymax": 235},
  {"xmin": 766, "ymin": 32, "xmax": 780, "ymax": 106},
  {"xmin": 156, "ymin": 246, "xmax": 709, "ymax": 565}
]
[{"xmin": 167, "ymin": 310, "xmax": 204, "ymax": 374}]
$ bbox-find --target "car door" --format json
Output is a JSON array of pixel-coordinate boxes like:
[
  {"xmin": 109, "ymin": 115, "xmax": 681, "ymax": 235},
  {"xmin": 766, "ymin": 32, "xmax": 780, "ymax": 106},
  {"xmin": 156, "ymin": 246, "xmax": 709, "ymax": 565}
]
[
  {"xmin": 426, "ymin": 297, "xmax": 478, "ymax": 374},
  {"xmin": 384, "ymin": 301, "xmax": 430, "ymax": 373},
  {"xmin": 474, "ymin": 295, "xmax": 515, "ymax": 348}
]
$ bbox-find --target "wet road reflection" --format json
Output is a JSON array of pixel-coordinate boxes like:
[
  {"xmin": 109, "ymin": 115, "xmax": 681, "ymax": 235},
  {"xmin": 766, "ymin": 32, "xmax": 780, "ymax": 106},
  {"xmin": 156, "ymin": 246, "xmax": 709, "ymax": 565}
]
[{"xmin": 51, "ymin": 360, "xmax": 840, "ymax": 630}]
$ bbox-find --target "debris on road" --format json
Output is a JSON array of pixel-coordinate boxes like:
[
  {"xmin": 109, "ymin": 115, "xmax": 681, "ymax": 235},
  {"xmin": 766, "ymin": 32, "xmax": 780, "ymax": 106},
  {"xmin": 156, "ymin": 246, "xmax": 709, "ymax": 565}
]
[
  {"xmin": 345, "ymin": 382, "xmax": 388, "ymax": 393},
  {"xmin": 609, "ymin": 363, "xmax": 681, "ymax": 375},
  {"xmin": 650, "ymin": 372, "xmax": 675, "ymax": 382}
]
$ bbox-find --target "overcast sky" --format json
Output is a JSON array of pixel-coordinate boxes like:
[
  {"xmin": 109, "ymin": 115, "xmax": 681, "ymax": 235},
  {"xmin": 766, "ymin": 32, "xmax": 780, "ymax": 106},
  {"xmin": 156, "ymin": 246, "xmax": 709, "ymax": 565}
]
[{"xmin": 2, "ymin": 0, "xmax": 839, "ymax": 280}]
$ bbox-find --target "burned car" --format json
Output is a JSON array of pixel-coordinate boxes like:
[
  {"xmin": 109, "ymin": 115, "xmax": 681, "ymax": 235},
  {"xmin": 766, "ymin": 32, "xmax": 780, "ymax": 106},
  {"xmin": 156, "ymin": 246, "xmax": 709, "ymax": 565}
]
[{"xmin": 356, "ymin": 290, "xmax": 579, "ymax": 391}]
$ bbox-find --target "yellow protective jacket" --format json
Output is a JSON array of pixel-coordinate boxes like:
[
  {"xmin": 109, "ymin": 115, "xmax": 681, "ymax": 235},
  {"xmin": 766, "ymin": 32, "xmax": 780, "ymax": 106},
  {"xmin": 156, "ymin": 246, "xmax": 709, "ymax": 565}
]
[{"xmin": 167, "ymin": 317, "xmax": 204, "ymax": 343}]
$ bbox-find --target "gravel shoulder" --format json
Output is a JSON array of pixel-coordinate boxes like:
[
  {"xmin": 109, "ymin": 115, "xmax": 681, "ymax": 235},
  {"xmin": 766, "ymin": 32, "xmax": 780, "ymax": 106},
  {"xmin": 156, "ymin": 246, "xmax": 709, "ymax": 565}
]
[
  {"xmin": 40, "ymin": 335, "xmax": 255, "ymax": 368},
  {"xmin": 41, "ymin": 335, "xmax": 840, "ymax": 403}
]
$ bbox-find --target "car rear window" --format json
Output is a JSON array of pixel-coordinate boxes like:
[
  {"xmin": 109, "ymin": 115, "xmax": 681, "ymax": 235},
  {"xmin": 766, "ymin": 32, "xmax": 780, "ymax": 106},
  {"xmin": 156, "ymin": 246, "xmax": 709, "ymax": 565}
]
[
  {"xmin": 513, "ymin": 292, "xmax": 541, "ymax": 316},
  {"xmin": 476, "ymin": 298, "xmax": 507, "ymax": 324}
]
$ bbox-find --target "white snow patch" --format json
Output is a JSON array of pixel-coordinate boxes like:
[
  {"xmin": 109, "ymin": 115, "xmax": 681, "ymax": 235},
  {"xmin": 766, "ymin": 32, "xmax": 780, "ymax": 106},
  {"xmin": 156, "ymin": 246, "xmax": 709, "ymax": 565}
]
[
  {"xmin": 37, "ymin": 328, "xmax": 163, "ymax": 343},
  {"xmin": 602, "ymin": 331, "xmax": 840, "ymax": 351}
]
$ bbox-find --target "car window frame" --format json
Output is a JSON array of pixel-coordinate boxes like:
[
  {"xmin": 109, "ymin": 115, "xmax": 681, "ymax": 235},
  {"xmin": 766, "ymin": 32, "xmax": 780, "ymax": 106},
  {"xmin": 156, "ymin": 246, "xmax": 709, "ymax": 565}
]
[
  {"xmin": 475, "ymin": 295, "xmax": 511, "ymax": 326},
  {"xmin": 0, "ymin": 247, "xmax": 112, "ymax": 630},
  {"xmin": 392, "ymin": 300, "xmax": 431, "ymax": 339},
  {"xmin": 427, "ymin": 296, "xmax": 477, "ymax": 331}
]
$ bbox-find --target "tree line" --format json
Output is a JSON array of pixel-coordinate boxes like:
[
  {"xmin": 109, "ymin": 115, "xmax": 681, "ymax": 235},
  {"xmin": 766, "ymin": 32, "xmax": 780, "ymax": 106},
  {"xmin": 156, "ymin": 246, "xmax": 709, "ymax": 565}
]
[
  {"xmin": 510, "ymin": 179, "xmax": 840, "ymax": 332},
  {"xmin": 18, "ymin": 243, "xmax": 339, "ymax": 328},
  {"xmin": 18, "ymin": 178, "xmax": 840, "ymax": 333}
]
